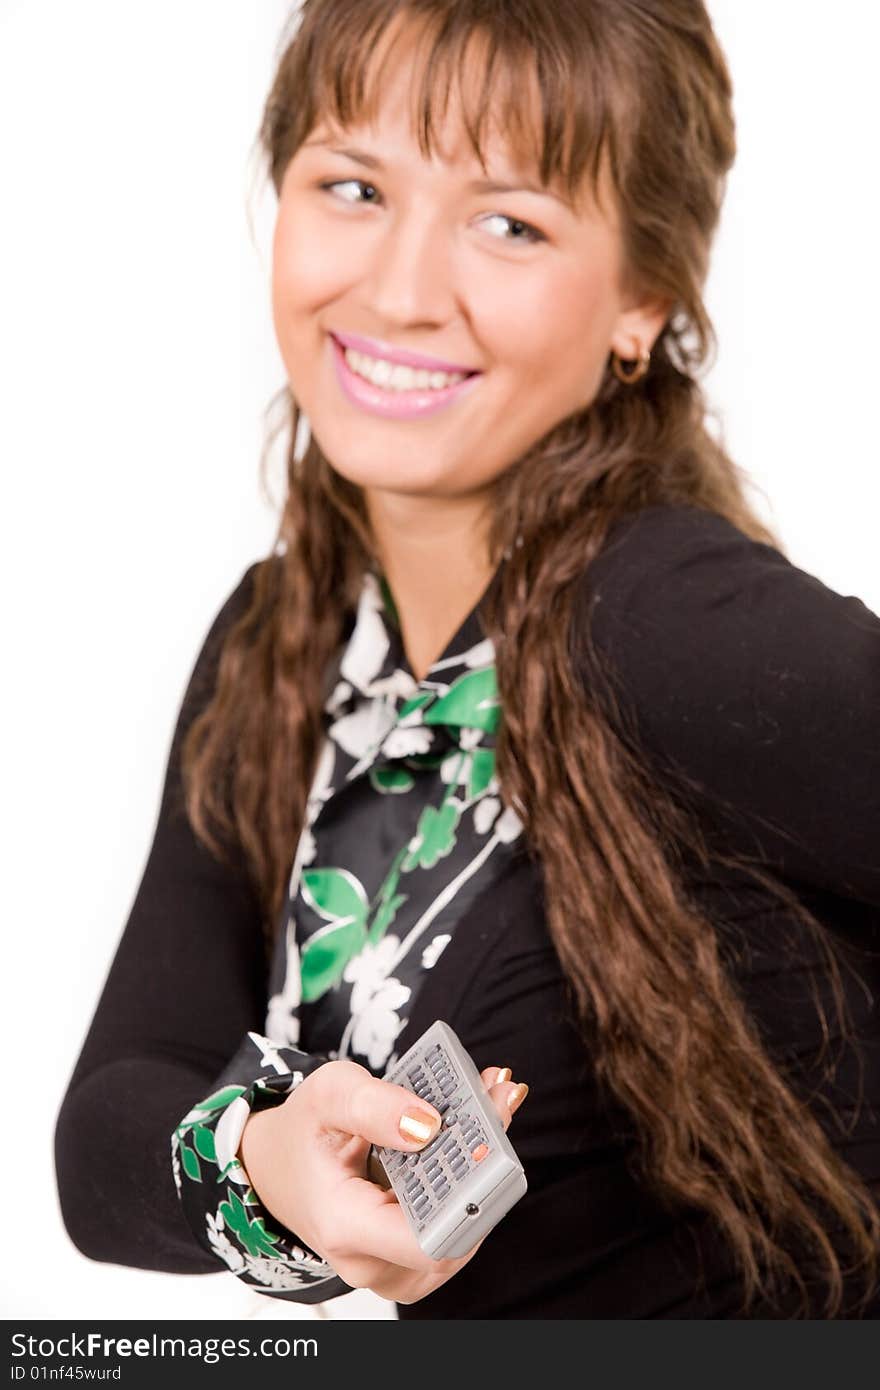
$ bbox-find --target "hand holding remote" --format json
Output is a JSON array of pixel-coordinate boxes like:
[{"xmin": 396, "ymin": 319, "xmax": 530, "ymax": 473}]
[{"xmin": 238, "ymin": 1052, "xmax": 527, "ymax": 1304}]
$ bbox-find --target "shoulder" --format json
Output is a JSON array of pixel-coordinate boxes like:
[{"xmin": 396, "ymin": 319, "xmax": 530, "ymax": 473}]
[
  {"xmin": 576, "ymin": 502, "xmax": 789, "ymax": 632},
  {"xmin": 568, "ymin": 497, "xmax": 880, "ymax": 776},
  {"xmin": 568, "ymin": 503, "xmax": 880, "ymax": 902},
  {"xmin": 568, "ymin": 497, "xmax": 880, "ymax": 802},
  {"xmin": 204, "ymin": 555, "xmax": 278, "ymax": 647},
  {"xmin": 572, "ymin": 501, "xmax": 877, "ymax": 664},
  {"xmin": 182, "ymin": 556, "xmax": 276, "ymax": 712}
]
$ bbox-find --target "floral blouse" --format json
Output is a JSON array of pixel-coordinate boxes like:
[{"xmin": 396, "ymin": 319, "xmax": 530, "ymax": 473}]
[{"xmin": 171, "ymin": 564, "xmax": 524, "ymax": 1300}]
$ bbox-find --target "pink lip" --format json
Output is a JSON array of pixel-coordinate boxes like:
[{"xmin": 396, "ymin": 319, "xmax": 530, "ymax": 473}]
[
  {"xmin": 330, "ymin": 329, "xmax": 480, "ymax": 377},
  {"xmin": 329, "ymin": 333, "xmax": 483, "ymax": 421}
]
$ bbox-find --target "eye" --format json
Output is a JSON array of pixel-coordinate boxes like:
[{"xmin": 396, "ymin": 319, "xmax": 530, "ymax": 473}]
[
  {"xmin": 478, "ymin": 213, "xmax": 546, "ymax": 245},
  {"xmin": 318, "ymin": 178, "xmax": 381, "ymax": 205}
]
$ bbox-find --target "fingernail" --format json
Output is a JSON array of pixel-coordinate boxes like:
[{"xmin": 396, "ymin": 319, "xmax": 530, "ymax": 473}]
[
  {"xmin": 399, "ymin": 1109, "xmax": 440, "ymax": 1143},
  {"xmin": 496, "ymin": 1067, "xmax": 512, "ymax": 1085},
  {"xmin": 508, "ymin": 1083, "xmax": 529, "ymax": 1114}
]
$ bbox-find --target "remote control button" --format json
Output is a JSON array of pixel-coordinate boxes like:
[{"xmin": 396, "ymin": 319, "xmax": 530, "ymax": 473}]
[
  {"xmin": 407, "ymin": 1154, "xmax": 420, "ymax": 1167},
  {"xmin": 472, "ymin": 1143, "xmax": 490, "ymax": 1163},
  {"xmin": 414, "ymin": 1199, "xmax": 431, "ymax": 1216},
  {"xmin": 441, "ymin": 1136, "xmax": 457, "ymax": 1153},
  {"xmin": 450, "ymin": 1158, "xmax": 467, "ymax": 1176}
]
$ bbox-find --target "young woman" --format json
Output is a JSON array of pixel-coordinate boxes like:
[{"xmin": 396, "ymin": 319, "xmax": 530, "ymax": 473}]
[{"xmin": 55, "ymin": 0, "xmax": 880, "ymax": 1319}]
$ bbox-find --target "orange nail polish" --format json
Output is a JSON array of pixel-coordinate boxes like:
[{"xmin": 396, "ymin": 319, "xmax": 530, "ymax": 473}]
[
  {"xmin": 508, "ymin": 1083, "xmax": 529, "ymax": 1114},
  {"xmin": 399, "ymin": 1109, "xmax": 440, "ymax": 1143}
]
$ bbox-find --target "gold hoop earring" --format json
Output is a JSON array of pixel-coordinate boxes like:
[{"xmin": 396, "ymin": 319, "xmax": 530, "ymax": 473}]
[{"xmin": 611, "ymin": 344, "xmax": 651, "ymax": 384}]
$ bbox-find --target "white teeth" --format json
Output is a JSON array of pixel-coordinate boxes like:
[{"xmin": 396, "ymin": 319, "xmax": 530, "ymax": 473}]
[{"xmin": 343, "ymin": 346, "xmax": 467, "ymax": 392}]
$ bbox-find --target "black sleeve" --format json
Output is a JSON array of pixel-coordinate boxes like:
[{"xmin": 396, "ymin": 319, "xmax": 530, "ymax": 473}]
[
  {"xmin": 578, "ymin": 503, "xmax": 880, "ymax": 909},
  {"xmin": 53, "ymin": 562, "xmax": 350, "ymax": 1302}
]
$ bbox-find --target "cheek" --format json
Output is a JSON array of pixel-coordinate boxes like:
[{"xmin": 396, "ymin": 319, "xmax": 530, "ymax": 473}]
[
  {"xmin": 473, "ymin": 261, "xmax": 616, "ymax": 386},
  {"xmin": 271, "ymin": 200, "xmax": 345, "ymax": 323}
]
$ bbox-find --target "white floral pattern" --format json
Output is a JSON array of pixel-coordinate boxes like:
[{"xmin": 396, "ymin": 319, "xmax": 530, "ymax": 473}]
[
  {"xmin": 421, "ymin": 933, "xmax": 451, "ymax": 968},
  {"xmin": 381, "ymin": 725, "xmax": 434, "ymax": 760},
  {"xmin": 206, "ymin": 1211, "xmax": 245, "ymax": 1272},
  {"xmin": 474, "ymin": 796, "xmax": 501, "ymax": 835},
  {"xmin": 342, "ymin": 936, "xmax": 412, "ymax": 1070},
  {"xmin": 213, "ymin": 1095, "xmax": 253, "ymax": 1180}
]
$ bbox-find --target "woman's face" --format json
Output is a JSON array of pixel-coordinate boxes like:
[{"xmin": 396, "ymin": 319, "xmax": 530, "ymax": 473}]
[{"xmin": 271, "ymin": 26, "xmax": 667, "ymax": 505}]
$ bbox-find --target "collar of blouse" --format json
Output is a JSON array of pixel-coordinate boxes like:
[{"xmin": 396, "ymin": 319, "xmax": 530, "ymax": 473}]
[{"xmin": 321, "ymin": 567, "xmax": 502, "ymax": 791}]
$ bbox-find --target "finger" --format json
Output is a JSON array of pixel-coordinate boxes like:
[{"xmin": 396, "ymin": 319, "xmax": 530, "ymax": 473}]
[
  {"xmin": 479, "ymin": 1065, "xmax": 512, "ymax": 1090},
  {"xmin": 485, "ymin": 1080, "xmax": 529, "ymax": 1132},
  {"xmin": 310, "ymin": 1059, "xmax": 443, "ymax": 1153},
  {"xmin": 364, "ymin": 1070, "xmax": 521, "ymax": 1180},
  {"xmin": 332, "ymin": 1174, "xmax": 456, "ymax": 1272}
]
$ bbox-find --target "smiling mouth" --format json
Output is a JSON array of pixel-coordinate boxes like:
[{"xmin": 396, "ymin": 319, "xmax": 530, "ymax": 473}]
[
  {"xmin": 330, "ymin": 333, "xmax": 482, "ymax": 393},
  {"xmin": 328, "ymin": 333, "xmax": 484, "ymax": 421}
]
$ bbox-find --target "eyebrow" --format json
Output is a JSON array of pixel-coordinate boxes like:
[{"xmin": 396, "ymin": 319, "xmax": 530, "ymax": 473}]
[{"xmin": 302, "ymin": 139, "xmax": 574, "ymax": 210}]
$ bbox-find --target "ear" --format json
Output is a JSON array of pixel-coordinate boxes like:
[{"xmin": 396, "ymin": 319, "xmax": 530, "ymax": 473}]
[{"xmin": 609, "ymin": 293, "xmax": 673, "ymax": 360}]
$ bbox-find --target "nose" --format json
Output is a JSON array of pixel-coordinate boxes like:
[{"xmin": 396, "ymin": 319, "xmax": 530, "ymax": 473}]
[{"xmin": 359, "ymin": 206, "xmax": 458, "ymax": 328}]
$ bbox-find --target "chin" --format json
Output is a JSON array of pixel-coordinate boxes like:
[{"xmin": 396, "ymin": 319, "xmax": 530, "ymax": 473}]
[{"xmin": 313, "ymin": 431, "xmax": 455, "ymax": 495}]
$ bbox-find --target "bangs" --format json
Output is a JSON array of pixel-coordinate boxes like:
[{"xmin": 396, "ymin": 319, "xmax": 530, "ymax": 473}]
[{"xmin": 266, "ymin": 0, "xmax": 627, "ymax": 213}]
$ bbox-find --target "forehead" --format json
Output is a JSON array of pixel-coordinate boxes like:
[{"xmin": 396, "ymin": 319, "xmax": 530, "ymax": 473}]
[{"xmin": 299, "ymin": 7, "xmax": 610, "ymax": 216}]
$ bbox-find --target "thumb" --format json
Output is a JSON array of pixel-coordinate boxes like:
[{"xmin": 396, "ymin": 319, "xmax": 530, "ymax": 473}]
[{"xmin": 313, "ymin": 1059, "xmax": 444, "ymax": 1153}]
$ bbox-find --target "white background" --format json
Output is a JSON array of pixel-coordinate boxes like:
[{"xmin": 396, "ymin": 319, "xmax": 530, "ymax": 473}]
[{"xmin": 2, "ymin": 0, "xmax": 877, "ymax": 1321}]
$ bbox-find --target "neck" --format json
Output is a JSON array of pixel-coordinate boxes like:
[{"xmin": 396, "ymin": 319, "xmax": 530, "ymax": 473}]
[{"xmin": 365, "ymin": 489, "xmax": 495, "ymax": 682}]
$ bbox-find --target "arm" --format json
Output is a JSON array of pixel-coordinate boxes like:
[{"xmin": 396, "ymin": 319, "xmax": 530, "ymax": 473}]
[
  {"xmin": 53, "ymin": 561, "xmax": 348, "ymax": 1300},
  {"xmin": 579, "ymin": 503, "xmax": 880, "ymax": 908}
]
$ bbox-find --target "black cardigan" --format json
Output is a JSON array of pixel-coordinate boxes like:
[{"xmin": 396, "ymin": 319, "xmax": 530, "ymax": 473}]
[{"xmin": 54, "ymin": 504, "xmax": 880, "ymax": 1317}]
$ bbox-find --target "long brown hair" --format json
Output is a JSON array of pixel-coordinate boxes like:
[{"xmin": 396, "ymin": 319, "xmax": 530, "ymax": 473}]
[{"xmin": 182, "ymin": 0, "xmax": 880, "ymax": 1315}]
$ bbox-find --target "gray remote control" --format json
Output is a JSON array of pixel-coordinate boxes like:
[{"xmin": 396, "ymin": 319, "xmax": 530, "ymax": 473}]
[{"xmin": 371, "ymin": 1020, "xmax": 527, "ymax": 1261}]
